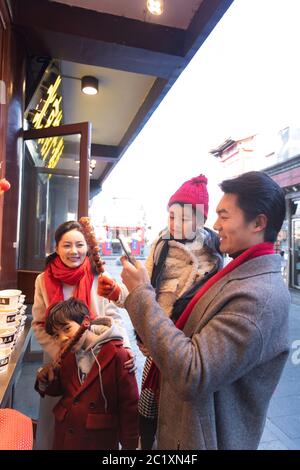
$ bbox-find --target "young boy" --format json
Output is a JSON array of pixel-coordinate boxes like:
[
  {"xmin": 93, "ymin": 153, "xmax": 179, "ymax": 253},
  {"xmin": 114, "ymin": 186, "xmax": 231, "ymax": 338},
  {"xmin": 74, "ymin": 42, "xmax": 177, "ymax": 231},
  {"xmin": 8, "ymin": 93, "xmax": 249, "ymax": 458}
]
[{"xmin": 36, "ymin": 297, "xmax": 139, "ymax": 450}]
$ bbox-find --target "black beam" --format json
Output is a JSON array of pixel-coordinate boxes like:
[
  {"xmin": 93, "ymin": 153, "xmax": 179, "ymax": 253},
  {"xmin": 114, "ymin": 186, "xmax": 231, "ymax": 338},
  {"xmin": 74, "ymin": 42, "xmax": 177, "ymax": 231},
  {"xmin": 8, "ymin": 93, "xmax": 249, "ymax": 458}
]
[
  {"xmin": 93, "ymin": 162, "xmax": 114, "ymax": 190},
  {"xmin": 184, "ymin": 0, "xmax": 235, "ymax": 57},
  {"xmin": 10, "ymin": 0, "xmax": 185, "ymax": 78},
  {"xmin": 91, "ymin": 144, "xmax": 120, "ymax": 161}
]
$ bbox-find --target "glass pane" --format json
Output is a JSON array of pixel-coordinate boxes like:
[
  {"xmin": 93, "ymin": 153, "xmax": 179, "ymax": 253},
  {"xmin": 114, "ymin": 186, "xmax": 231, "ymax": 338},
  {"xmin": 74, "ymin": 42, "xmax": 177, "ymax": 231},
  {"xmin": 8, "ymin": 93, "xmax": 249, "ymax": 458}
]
[
  {"xmin": 19, "ymin": 134, "xmax": 81, "ymax": 271},
  {"xmin": 275, "ymin": 219, "xmax": 288, "ymax": 284},
  {"xmin": 292, "ymin": 219, "xmax": 300, "ymax": 289}
]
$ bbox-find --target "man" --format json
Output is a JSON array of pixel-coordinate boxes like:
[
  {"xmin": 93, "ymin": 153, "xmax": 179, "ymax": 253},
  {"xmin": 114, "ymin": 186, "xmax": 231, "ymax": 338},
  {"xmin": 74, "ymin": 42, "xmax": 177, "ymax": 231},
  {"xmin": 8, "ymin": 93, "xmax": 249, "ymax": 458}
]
[
  {"xmin": 98, "ymin": 174, "xmax": 222, "ymax": 450},
  {"xmin": 120, "ymin": 171, "xmax": 290, "ymax": 450}
]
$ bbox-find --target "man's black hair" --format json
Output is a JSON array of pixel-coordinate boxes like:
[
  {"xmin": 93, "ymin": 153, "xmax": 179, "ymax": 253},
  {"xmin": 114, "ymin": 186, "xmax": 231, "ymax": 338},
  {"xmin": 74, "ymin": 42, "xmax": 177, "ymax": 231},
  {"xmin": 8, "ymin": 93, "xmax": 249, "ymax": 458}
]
[
  {"xmin": 220, "ymin": 171, "xmax": 286, "ymax": 243},
  {"xmin": 45, "ymin": 297, "xmax": 90, "ymax": 336}
]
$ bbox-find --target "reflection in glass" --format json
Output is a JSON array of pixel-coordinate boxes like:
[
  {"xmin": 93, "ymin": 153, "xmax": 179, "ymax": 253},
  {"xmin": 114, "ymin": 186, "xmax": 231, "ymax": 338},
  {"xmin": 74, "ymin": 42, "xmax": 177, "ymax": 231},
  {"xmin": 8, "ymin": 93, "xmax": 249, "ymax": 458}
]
[{"xmin": 19, "ymin": 134, "xmax": 81, "ymax": 270}]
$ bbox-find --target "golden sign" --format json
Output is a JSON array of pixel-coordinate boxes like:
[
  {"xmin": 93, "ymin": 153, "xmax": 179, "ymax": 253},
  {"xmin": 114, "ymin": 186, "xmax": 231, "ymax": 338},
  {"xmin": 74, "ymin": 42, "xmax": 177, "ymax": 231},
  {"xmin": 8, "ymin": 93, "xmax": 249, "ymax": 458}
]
[{"xmin": 32, "ymin": 75, "xmax": 64, "ymax": 170}]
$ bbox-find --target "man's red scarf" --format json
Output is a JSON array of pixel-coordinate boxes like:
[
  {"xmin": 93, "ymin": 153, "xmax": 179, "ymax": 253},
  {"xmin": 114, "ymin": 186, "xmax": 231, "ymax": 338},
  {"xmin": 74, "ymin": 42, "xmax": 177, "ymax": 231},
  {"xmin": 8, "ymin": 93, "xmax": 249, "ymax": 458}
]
[
  {"xmin": 44, "ymin": 256, "xmax": 95, "ymax": 319},
  {"xmin": 143, "ymin": 242, "xmax": 275, "ymax": 394}
]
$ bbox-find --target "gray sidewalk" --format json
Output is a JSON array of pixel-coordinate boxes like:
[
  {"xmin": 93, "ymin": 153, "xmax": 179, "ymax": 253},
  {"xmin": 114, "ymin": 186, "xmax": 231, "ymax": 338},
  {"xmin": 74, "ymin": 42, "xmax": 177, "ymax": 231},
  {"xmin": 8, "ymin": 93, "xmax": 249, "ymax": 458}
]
[{"xmin": 258, "ymin": 300, "xmax": 300, "ymax": 450}]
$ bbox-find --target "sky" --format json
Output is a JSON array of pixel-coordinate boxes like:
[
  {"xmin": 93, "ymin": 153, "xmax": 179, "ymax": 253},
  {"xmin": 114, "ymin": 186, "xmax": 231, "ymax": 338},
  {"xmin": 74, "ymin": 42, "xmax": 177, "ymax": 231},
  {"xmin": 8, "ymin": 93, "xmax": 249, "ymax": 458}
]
[{"xmin": 90, "ymin": 0, "xmax": 300, "ymax": 240}]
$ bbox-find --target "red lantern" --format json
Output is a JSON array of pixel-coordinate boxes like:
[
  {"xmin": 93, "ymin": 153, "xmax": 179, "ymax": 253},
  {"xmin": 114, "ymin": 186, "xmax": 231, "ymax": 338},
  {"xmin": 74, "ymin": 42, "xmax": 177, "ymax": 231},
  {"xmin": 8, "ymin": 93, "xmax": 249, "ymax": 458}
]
[{"xmin": 0, "ymin": 178, "xmax": 11, "ymax": 192}]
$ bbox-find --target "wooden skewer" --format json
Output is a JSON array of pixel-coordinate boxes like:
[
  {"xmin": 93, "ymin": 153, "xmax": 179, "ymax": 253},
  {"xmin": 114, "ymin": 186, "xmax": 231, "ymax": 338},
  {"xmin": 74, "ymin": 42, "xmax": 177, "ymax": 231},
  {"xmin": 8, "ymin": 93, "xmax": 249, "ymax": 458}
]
[
  {"xmin": 36, "ymin": 316, "xmax": 91, "ymax": 396},
  {"xmin": 52, "ymin": 316, "xmax": 91, "ymax": 370}
]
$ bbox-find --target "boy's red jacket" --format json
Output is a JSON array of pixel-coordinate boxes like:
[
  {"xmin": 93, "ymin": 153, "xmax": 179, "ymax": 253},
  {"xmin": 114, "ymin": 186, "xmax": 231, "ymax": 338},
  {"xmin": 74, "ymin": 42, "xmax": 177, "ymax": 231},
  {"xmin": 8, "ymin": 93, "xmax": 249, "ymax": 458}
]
[{"xmin": 44, "ymin": 339, "xmax": 139, "ymax": 450}]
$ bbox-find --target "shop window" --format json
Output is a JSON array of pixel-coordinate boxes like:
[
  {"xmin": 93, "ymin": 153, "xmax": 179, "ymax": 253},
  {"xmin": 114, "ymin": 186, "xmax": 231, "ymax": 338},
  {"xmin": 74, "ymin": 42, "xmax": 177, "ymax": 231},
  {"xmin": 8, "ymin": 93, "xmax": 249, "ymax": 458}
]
[
  {"xmin": 292, "ymin": 219, "xmax": 300, "ymax": 289},
  {"xmin": 275, "ymin": 220, "xmax": 288, "ymax": 284}
]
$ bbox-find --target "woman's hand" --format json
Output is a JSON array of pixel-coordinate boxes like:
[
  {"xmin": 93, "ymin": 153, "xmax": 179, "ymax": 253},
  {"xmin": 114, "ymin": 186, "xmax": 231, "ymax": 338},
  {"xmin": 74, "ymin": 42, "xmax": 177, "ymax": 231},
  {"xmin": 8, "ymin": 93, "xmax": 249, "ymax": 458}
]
[
  {"xmin": 97, "ymin": 275, "xmax": 121, "ymax": 301},
  {"xmin": 120, "ymin": 258, "xmax": 150, "ymax": 293},
  {"xmin": 124, "ymin": 349, "xmax": 136, "ymax": 373}
]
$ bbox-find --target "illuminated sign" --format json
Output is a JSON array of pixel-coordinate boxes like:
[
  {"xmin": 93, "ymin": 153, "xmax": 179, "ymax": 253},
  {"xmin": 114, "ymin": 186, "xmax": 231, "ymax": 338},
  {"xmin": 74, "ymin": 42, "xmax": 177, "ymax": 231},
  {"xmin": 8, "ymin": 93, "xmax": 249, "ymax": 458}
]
[{"xmin": 32, "ymin": 75, "xmax": 64, "ymax": 170}]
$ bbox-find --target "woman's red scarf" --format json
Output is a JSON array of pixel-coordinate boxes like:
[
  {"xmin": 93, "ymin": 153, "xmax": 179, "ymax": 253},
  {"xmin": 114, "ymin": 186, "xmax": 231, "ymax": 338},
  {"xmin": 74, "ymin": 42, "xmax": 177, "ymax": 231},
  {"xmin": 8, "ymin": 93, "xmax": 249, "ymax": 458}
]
[
  {"xmin": 44, "ymin": 256, "xmax": 95, "ymax": 319},
  {"xmin": 143, "ymin": 242, "xmax": 275, "ymax": 394}
]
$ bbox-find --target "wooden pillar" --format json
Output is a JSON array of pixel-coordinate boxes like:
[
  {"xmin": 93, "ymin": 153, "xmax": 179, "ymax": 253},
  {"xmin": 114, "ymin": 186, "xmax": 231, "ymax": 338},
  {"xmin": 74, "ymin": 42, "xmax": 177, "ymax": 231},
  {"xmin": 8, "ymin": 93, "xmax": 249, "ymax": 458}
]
[
  {"xmin": 0, "ymin": 1, "xmax": 26, "ymax": 288},
  {"xmin": 0, "ymin": 0, "xmax": 10, "ymax": 282}
]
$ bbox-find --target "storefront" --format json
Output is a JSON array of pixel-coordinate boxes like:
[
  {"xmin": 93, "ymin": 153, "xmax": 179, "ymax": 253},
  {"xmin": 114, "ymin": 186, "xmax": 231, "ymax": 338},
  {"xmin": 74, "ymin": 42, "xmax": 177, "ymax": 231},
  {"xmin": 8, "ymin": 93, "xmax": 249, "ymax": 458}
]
[
  {"xmin": 210, "ymin": 127, "xmax": 300, "ymax": 292},
  {"xmin": 20, "ymin": 63, "xmax": 91, "ymax": 271},
  {"xmin": 1, "ymin": 0, "xmax": 234, "ymax": 299},
  {"xmin": 266, "ymin": 161, "xmax": 300, "ymax": 292}
]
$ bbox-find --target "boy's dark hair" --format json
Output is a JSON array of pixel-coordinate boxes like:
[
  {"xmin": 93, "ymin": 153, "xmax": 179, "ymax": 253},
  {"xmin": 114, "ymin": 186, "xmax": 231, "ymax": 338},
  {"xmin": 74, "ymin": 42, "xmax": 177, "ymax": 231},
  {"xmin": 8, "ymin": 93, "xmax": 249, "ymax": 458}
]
[
  {"xmin": 220, "ymin": 171, "xmax": 286, "ymax": 243},
  {"xmin": 45, "ymin": 297, "xmax": 90, "ymax": 336}
]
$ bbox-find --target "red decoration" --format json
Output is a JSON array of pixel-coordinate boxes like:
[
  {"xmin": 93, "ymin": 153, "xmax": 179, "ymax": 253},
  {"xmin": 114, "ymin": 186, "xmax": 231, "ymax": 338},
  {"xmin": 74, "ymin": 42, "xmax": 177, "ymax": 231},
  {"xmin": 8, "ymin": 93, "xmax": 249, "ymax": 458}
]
[{"xmin": 0, "ymin": 178, "xmax": 11, "ymax": 192}]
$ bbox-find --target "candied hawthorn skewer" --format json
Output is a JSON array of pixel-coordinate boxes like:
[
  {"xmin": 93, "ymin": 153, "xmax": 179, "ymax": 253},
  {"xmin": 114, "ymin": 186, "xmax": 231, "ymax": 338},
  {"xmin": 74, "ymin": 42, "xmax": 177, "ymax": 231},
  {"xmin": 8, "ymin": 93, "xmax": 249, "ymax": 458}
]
[{"xmin": 79, "ymin": 216, "xmax": 105, "ymax": 275}]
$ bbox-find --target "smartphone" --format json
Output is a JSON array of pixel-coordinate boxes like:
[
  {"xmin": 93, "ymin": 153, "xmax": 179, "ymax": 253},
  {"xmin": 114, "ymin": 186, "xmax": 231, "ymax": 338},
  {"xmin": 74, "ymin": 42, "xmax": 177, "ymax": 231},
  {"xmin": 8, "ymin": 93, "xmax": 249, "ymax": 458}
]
[{"xmin": 117, "ymin": 234, "xmax": 136, "ymax": 265}]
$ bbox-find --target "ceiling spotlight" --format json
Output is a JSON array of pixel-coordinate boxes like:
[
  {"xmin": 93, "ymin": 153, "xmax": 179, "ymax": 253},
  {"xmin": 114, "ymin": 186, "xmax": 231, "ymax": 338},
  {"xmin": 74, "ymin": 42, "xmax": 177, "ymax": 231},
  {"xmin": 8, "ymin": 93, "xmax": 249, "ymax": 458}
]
[
  {"xmin": 81, "ymin": 76, "xmax": 98, "ymax": 95},
  {"xmin": 147, "ymin": 0, "xmax": 164, "ymax": 16}
]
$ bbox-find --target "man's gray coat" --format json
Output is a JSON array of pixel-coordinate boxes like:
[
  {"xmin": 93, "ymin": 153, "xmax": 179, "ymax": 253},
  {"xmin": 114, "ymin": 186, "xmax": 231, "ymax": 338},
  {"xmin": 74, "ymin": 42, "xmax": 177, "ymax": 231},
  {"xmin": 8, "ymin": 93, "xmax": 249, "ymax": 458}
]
[{"xmin": 125, "ymin": 255, "xmax": 290, "ymax": 450}]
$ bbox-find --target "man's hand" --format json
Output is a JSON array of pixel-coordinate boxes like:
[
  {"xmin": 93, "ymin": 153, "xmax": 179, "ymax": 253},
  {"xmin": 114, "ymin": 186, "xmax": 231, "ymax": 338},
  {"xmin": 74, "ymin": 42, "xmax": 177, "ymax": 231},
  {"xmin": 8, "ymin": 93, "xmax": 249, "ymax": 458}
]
[
  {"xmin": 37, "ymin": 363, "xmax": 56, "ymax": 384},
  {"xmin": 97, "ymin": 275, "xmax": 121, "ymax": 301},
  {"xmin": 120, "ymin": 258, "xmax": 150, "ymax": 293}
]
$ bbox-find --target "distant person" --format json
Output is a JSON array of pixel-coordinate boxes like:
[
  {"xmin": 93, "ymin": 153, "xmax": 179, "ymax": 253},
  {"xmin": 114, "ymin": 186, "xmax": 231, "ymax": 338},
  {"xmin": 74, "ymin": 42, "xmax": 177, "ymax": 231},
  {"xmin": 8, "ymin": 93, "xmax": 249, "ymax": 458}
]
[
  {"xmin": 36, "ymin": 298, "xmax": 139, "ymax": 450},
  {"xmin": 120, "ymin": 171, "xmax": 290, "ymax": 450},
  {"xmin": 32, "ymin": 220, "xmax": 135, "ymax": 449},
  {"xmin": 98, "ymin": 175, "xmax": 223, "ymax": 449}
]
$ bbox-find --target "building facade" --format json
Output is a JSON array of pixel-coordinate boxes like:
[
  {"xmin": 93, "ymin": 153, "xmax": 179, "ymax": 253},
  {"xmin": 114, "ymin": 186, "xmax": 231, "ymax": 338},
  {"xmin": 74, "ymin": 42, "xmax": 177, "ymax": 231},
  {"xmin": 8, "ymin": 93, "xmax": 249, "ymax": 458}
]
[
  {"xmin": 0, "ymin": 0, "xmax": 234, "ymax": 300},
  {"xmin": 211, "ymin": 127, "xmax": 300, "ymax": 292}
]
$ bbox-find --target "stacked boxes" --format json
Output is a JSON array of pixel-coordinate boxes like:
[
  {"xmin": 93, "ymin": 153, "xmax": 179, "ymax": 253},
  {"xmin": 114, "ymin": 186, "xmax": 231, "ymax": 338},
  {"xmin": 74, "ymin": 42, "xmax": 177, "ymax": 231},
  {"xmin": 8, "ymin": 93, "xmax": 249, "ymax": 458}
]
[{"xmin": 0, "ymin": 290, "xmax": 27, "ymax": 373}]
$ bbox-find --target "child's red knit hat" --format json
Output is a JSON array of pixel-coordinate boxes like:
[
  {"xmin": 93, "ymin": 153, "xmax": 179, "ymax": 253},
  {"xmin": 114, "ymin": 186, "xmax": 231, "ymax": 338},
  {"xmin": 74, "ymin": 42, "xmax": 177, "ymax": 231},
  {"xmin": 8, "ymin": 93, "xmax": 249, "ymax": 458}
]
[{"xmin": 168, "ymin": 174, "xmax": 209, "ymax": 219}]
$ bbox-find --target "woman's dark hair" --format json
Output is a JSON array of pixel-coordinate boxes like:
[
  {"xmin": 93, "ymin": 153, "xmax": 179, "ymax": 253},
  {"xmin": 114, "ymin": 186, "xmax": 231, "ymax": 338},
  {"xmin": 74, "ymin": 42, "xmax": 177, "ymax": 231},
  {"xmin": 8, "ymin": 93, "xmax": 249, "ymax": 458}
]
[
  {"xmin": 45, "ymin": 297, "xmax": 90, "ymax": 336},
  {"xmin": 45, "ymin": 220, "xmax": 98, "ymax": 273},
  {"xmin": 220, "ymin": 171, "xmax": 286, "ymax": 242}
]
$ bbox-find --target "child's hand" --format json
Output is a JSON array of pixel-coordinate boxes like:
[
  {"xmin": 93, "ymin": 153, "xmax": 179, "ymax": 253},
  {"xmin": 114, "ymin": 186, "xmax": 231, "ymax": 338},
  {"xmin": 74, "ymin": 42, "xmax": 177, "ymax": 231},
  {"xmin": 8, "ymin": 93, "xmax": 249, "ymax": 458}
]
[
  {"xmin": 137, "ymin": 341, "xmax": 151, "ymax": 358},
  {"xmin": 37, "ymin": 363, "xmax": 56, "ymax": 384},
  {"xmin": 124, "ymin": 349, "xmax": 136, "ymax": 373},
  {"xmin": 97, "ymin": 275, "xmax": 121, "ymax": 301}
]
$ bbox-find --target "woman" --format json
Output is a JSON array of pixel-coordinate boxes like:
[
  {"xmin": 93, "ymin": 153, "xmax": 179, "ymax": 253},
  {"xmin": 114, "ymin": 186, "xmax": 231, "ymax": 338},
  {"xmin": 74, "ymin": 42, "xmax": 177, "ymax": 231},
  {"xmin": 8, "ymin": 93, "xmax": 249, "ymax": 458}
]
[{"xmin": 32, "ymin": 220, "xmax": 134, "ymax": 449}]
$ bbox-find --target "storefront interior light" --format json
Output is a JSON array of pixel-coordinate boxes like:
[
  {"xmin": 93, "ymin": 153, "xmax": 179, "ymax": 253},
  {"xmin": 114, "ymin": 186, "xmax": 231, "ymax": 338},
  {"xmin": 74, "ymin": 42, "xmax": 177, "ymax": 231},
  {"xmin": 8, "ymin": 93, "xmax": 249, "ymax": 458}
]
[
  {"xmin": 147, "ymin": 0, "xmax": 164, "ymax": 16},
  {"xmin": 81, "ymin": 76, "xmax": 98, "ymax": 95}
]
